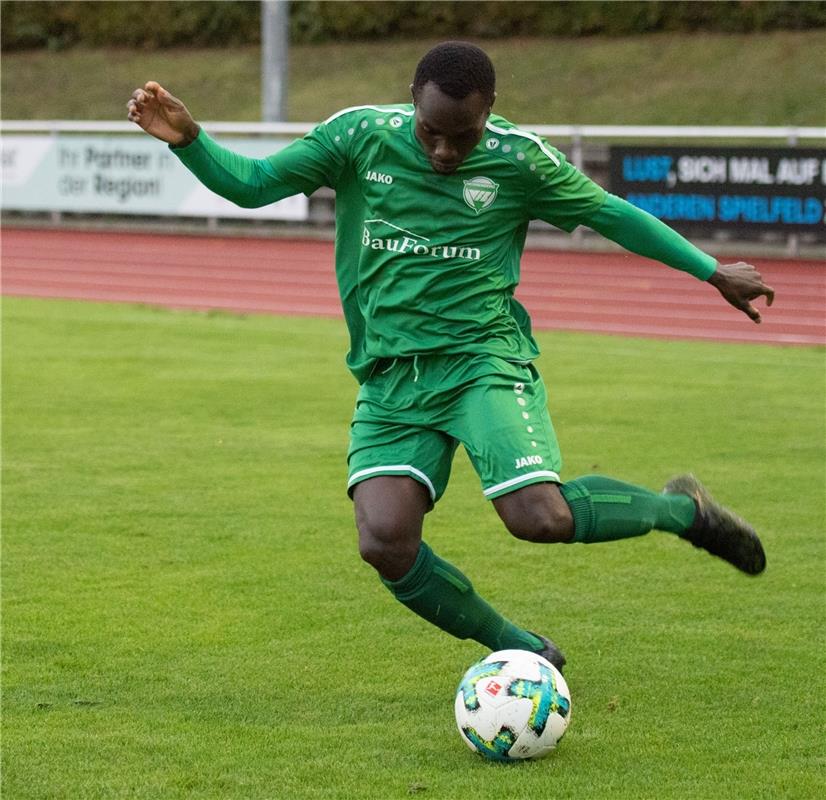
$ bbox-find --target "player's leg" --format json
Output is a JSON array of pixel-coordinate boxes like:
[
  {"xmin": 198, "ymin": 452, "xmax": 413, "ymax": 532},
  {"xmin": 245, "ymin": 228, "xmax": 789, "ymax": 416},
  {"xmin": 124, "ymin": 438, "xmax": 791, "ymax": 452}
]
[
  {"xmin": 491, "ymin": 481, "xmax": 574, "ymax": 542},
  {"xmin": 458, "ymin": 360, "xmax": 765, "ymax": 574},
  {"xmin": 501, "ymin": 474, "xmax": 764, "ymax": 574},
  {"xmin": 354, "ymin": 475, "xmax": 428, "ymax": 580},
  {"xmin": 495, "ymin": 473, "xmax": 764, "ymax": 574},
  {"xmin": 352, "ymin": 474, "xmax": 560, "ymax": 663},
  {"xmin": 349, "ymin": 358, "xmax": 562, "ymax": 665},
  {"xmin": 493, "ymin": 475, "xmax": 696, "ymax": 543}
]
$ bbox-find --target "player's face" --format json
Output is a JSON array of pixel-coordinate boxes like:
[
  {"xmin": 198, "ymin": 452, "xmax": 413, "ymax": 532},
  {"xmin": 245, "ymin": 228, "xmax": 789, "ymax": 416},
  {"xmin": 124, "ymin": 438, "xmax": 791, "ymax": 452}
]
[{"xmin": 412, "ymin": 81, "xmax": 493, "ymax": 175}]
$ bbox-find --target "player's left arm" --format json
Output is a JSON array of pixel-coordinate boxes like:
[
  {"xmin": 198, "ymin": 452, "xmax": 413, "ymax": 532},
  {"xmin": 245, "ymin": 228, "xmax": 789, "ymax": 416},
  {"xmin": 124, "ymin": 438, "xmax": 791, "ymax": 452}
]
[{"xmin": 584, "ymin": 193, "xmax": 775, "ymax": 324}]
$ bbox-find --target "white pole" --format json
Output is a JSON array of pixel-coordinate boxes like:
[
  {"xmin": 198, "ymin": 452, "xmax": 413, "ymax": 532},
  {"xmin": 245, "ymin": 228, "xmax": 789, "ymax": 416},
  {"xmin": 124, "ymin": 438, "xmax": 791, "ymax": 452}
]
[{"xmin": 261, "ymin": 0, "xmax": 289, "ymax": 121}]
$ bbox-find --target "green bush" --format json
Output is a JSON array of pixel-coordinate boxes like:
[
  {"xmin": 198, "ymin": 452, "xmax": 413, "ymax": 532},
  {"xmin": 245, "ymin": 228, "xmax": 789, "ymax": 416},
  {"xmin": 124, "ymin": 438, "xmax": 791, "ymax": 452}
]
[
  {"xmin": 2, "ymin": 0, "xmax": 824, "ymax": 51},
  {"xmin": 288, "ymin": 1, "xmax": 826, "ymax": 41},
  {"xmin": 0, "ymin": 1, "xmax": 260, "ymax": 51}
]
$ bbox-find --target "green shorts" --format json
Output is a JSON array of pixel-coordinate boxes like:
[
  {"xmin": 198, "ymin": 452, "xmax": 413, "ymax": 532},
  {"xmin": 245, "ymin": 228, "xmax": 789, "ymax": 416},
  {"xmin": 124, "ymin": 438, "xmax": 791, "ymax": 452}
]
[{"xmin": 347, "ymin": 353, "xmax": 563, "ymax": 505}]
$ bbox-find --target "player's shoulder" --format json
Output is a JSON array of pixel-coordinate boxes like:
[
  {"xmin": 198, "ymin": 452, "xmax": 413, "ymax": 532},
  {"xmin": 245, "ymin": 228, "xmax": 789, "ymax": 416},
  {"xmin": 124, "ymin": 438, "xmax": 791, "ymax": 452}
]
[
  {"xmin": 319, "ymin": 103, "xmax": 415, "ymax": 135},
  {"xmin": 482, "ymin": 113, "xmax": 568, "ymax": 173}
]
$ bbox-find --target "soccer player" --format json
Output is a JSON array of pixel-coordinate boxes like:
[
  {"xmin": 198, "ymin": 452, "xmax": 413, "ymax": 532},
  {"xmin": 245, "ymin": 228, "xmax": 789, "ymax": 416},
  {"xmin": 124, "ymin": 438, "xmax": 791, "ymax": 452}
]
[{"xmin": 128, "ymin": 41, "xmax": 774, "ymax": 671}]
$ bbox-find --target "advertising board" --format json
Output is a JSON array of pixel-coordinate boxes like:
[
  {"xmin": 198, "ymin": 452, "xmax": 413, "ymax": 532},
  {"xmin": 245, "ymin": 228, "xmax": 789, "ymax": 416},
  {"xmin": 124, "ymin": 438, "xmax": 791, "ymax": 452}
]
[
  {"xmin": 609, "ymin": 146, "xmax": 825, "ymax": 238},
  {"xmin": 1, "ymin": 134, "xmax": 308, "ymax": 220}
]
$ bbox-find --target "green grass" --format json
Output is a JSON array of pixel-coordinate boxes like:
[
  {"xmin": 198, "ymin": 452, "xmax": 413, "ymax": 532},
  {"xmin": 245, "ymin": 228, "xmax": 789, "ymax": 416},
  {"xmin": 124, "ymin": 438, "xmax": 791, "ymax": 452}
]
[
  {"xmin": 2, "ymin": 296, "xmax": 825, "ymax": 799},
  {"xmin": 2, "ymin": 30, "xmax": 825, "ymax": 125}
]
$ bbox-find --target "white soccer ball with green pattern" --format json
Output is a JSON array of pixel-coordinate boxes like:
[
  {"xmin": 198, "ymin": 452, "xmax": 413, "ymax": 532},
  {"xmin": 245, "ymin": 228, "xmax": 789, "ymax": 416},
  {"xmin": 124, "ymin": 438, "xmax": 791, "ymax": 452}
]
[{"xmin": 454, "ymin": 649, "xmax": 571, "ymax": 761}]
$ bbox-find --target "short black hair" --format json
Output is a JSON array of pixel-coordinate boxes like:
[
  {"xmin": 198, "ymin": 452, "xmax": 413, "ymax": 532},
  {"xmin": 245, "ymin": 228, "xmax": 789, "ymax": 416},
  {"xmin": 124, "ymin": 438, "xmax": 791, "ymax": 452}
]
[{"xmin": 412, "ymin": 41, "xmax": 496, "ymax": 105}]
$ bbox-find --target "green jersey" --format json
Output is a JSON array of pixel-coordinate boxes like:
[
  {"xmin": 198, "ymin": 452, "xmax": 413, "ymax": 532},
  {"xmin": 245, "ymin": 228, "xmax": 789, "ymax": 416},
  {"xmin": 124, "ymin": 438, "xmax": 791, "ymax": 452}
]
[
  {"xmin": 174, "ymin": 105, "xmax": 605, "ymax": 382},
  {"xmin": 173, "ymin": 104, "xmax": 716, "ymax": 382}
]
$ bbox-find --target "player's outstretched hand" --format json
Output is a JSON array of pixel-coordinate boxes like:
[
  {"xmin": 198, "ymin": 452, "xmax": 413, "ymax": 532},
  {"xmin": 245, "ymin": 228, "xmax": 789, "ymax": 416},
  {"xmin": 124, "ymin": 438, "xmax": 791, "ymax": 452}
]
[
  {"xmin": 126, "ymin": 81, "xmax": 200, "ymax": 147},
  {"xmin": 707, "ymin": 261, "xmax": 775, "ymax": 324}
]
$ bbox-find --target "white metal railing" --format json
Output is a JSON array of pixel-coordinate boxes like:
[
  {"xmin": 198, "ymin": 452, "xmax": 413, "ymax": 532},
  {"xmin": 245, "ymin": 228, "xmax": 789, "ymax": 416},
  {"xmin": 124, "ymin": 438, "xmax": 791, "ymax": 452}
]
[
  {"xmin": 0, "ymin": 120, "xmax": 314, "ymax": 136},
  {"xmin": 1, "ymin": 120, "xmax": 824, "ymax": 141}
]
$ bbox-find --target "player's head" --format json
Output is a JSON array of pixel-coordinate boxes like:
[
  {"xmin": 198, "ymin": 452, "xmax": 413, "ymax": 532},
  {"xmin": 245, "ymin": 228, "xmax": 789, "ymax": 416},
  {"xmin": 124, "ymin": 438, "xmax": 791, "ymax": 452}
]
[
  {"xmin": 411, "ymin": 41, "xmax": 497, "ymax": 175},
  {"xmin": 412, "ymin": 41, "xmax": 496, "ymax": 106}
]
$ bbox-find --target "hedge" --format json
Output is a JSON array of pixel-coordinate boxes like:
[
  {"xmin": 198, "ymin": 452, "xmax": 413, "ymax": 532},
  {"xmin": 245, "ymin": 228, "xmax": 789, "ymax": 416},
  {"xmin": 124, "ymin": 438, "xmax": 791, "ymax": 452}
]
[{"xmin": 2, "ymin": 0, "xmax": 824, "ymax": 51}]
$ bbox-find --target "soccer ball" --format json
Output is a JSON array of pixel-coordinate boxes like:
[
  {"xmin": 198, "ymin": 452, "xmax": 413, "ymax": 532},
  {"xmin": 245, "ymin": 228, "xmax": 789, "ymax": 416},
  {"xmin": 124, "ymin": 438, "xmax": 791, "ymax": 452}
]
[{"xmin": 454, "ymin": 649, "xmax": 571, "ymax": 761}]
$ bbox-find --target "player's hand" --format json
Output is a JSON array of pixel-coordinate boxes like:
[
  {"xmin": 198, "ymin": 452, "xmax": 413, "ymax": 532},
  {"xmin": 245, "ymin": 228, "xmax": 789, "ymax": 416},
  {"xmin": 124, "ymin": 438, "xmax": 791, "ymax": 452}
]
[
  {"xmin": 126, "ymin": 81, "xmax": 200, "ymax": 147},
  {"xmin": 707, "ymin": 261, "xmax": 775, "ymax": 324}
]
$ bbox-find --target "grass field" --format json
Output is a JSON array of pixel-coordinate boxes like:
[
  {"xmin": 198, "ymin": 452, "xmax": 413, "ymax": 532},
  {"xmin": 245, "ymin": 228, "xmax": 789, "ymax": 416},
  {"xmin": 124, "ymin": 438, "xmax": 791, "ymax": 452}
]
[
  {"xmin": 2, "ymin": 296, "xmax": 824, "ymax": 798},
  {"xmin": 2, "ymin": 30, "xmax": 825, "ymax": 125}
]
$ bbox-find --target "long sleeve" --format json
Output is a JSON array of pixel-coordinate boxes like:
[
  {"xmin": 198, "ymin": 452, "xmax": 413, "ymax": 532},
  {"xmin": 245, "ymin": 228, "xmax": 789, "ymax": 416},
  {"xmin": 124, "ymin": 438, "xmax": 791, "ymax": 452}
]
[
  {"xmin": 171, "ymin": 124, "xmax": 346, "ymax": 208},
  {"xmin": 584, "ymin": 193, "xmax": 717, "ymax": 280}
]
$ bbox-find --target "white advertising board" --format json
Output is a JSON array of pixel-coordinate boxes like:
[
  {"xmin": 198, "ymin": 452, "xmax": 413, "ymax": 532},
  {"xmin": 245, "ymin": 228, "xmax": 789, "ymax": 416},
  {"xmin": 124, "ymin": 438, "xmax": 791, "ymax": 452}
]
[{"xmin": 1, "ymin": 134, "xmax": 308, "ymax": 220}]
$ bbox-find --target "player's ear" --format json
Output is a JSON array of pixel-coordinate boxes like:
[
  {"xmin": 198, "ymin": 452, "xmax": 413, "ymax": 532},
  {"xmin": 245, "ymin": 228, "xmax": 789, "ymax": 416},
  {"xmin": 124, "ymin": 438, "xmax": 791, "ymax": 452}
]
[
  {"xmin": 489, "ymin": 91, "xmax": 497, "ymax": 112},
  {"xmin": 410, "ymin": 83, "xmax": 417, "ymax": 104}
]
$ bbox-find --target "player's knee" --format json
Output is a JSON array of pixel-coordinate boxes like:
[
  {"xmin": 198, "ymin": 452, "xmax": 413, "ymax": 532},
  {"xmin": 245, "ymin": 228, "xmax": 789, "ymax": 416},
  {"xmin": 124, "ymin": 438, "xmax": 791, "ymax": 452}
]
[
  {"xmin": 357, "ymin": 522, "xmax": 392, "ymax": 567},
  {"xmin": 358, "ymin": 531, "xmax": 420, "ymax": 580},
  {"xmin": 353, "ymin": 477, "xmax": 428, "ymax": 579},
  {"xmin": 356, "ymin": 516, "xmax": 420, "ymax": 579},
  {"xmin": 502, "ymin": 503, "xmax": 574, "ymax": 542},
  {"xmin": 495, "ymin": 486, "xmax": 574, "ymax": 543},
  {"xmin": 505, "ymin": 511, "xmax": 572, "ymax": 543}
]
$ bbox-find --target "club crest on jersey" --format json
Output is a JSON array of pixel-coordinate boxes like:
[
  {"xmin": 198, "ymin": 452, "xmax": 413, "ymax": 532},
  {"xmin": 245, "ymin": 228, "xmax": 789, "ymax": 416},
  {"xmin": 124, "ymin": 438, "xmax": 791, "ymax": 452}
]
[{"xmin": 463, "ymin": 176, "xmax": 499, "ymax": 214}]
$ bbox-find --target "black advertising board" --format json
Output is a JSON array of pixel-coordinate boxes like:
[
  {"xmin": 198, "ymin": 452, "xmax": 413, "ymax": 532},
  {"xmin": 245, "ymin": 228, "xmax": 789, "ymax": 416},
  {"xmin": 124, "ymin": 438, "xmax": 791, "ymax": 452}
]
[{"xmin": 609, "ymin": 146, "xmax": 826, "ymax": 238}]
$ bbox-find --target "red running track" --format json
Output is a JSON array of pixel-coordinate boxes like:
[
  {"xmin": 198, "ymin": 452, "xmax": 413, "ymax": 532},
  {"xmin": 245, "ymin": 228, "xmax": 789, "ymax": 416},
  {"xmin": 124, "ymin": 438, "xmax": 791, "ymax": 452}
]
[{"xmin": 2, "ymin": 227, "xmax": 824, "ymax": 347}]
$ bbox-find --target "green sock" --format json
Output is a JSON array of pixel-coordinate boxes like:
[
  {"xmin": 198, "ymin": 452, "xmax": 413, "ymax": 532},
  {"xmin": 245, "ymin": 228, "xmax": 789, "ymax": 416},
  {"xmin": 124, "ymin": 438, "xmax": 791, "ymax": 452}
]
[
  {"xmin": 382, "ymin": 541, "xmax": 543, "ymax": 652},
  {"xmin": 560, "ymin": 474, "xmax": 696, "ymax": 543}
]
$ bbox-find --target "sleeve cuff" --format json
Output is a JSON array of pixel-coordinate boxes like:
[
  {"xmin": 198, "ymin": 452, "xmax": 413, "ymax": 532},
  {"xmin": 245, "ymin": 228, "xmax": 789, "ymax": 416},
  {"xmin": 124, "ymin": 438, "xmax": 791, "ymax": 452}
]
[{"xmin": 168, "ymin": 127, "xmax": 205, "ymax": 153}]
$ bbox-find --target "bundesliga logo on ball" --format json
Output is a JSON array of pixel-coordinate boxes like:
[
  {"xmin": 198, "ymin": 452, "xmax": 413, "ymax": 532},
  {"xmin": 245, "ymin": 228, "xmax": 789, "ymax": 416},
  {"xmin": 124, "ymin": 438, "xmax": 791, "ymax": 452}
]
[{"xmin": 454, "ymin": 649, "xmax": 572, "ymax": 761}]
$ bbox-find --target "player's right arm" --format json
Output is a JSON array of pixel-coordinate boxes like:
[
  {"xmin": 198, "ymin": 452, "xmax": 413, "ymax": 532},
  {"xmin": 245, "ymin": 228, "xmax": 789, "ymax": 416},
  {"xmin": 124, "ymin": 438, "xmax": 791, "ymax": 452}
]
[{"xmin": 127, "ymin": 81, "xmax": 345, "ymax": 207}]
